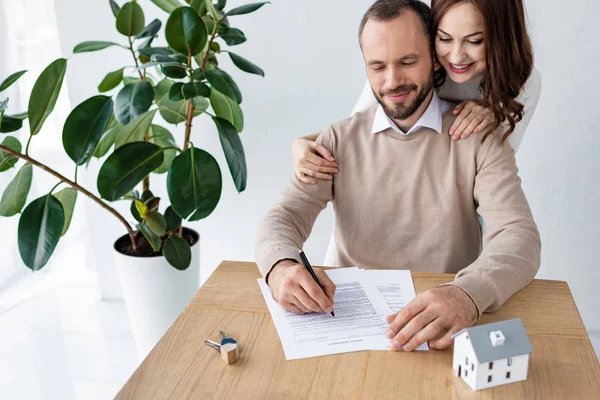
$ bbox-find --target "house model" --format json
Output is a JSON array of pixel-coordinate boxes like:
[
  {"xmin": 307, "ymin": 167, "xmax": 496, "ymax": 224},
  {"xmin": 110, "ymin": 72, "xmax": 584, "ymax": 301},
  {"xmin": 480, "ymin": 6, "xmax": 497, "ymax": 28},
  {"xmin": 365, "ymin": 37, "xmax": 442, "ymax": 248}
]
[{"xmin": 451, "ymin": 318, "xmax": 532, "ymax": 391}]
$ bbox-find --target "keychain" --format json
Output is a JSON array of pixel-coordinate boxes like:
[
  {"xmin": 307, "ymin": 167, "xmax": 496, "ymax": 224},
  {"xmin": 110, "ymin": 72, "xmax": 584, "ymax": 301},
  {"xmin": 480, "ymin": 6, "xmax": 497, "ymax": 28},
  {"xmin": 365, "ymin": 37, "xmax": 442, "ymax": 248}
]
[{"xmin": 204, "ymin": 330, "xmax": 239, "ymax": 364}]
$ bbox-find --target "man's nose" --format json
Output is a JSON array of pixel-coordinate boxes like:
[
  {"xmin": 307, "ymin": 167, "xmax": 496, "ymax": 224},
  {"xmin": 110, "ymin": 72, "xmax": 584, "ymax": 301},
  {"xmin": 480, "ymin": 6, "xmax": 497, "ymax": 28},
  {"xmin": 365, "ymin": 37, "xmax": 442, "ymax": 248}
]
[{"xmin": 384, "ymin": 67, "xmax": 407, "ymax": 89}]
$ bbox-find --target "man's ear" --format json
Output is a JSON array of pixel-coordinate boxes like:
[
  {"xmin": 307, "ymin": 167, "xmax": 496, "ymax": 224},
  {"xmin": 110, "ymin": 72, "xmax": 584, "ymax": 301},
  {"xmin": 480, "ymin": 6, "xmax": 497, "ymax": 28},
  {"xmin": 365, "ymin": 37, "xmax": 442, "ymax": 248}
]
[{"xmin": 434, "ymin": 58, "xmax": 442, "ymax": 72}]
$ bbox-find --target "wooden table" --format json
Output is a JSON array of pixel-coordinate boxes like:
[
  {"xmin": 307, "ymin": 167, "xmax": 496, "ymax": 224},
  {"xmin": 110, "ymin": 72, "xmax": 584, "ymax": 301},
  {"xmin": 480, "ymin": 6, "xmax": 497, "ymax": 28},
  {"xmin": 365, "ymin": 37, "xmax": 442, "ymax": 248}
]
[{"xmin": 116, "ymin": 261, "xmax": 600, "ymax": 399}]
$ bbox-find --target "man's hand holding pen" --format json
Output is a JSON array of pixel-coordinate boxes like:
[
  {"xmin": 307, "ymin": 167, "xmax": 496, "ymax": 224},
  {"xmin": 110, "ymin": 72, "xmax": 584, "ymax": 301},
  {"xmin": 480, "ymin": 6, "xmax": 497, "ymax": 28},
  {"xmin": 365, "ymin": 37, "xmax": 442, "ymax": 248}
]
[{"xmin": 267, "ymin": 259, "xmax": 336, "ymax": 315}]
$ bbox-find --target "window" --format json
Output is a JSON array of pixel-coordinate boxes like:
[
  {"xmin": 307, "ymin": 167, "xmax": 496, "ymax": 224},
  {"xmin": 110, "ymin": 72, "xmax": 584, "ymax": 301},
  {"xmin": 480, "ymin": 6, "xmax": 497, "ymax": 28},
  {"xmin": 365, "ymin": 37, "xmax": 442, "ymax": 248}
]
[
  {"xmin": 507, "ymin": 357, "xmax": 513, "ymax": 366},
  {"xmin": 506, "ymin": 371, "xmax": 511, "ymax": 379},
  {"xmin": 471, "ymin": 363, "xmax": 474, "ymax": 371},
  {"xmin": 488, "ymin": 375, "xmax": 492, "ymax": 383},
  {"xmin": 489, "ymin": 361, "xmax": 494, "ymax": 370},
  {"xmin": 465, "ymin": 357, "xmax": 469, "ymax": 365},
  {"xmin": 465, "ymin": 370, "xmax": 468, "ymax": 377}
]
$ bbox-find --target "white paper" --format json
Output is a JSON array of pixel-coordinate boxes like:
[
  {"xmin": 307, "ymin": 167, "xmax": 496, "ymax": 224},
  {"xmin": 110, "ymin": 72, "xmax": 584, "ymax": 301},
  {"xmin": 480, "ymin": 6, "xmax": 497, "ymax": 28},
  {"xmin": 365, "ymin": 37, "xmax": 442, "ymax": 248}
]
[
  {"xmin": 258, "ymin": 267, "xmax": 393, "ymax": 360},
  {"xmin": 359, "ymin": 269, "xmax": 429, "ymax": 351}
]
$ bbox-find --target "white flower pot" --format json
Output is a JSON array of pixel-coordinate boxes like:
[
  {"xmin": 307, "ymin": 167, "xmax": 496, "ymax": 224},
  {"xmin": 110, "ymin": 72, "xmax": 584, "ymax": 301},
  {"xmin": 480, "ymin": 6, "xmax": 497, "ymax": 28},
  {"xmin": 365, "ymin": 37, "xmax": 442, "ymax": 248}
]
[{"xmin": 113, "ymin": 228, "xmax": 200, "ymax": 361}]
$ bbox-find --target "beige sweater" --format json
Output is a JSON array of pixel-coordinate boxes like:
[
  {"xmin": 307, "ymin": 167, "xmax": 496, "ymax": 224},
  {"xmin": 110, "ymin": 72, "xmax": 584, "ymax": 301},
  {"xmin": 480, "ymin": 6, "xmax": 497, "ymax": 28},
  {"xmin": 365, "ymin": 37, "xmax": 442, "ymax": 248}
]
[{"xmin": 255, "ymin": 106, "xmax": 541, "ymax": 317}]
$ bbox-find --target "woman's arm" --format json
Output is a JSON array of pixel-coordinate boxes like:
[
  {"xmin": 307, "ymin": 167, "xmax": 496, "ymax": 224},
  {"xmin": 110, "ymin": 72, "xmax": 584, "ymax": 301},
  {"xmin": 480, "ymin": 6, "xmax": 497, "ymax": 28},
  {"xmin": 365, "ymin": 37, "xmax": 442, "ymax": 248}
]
[
  {"xmin": 446, "ymin": 68, "xmax": 542, "ymax": 151},
  {"xmin": 351, "ymin": 80, "xmax": 378, "ymax": 115},
  {"xmin": 292, "ymin": 79, "xmax": 375, "ymax": 184}
]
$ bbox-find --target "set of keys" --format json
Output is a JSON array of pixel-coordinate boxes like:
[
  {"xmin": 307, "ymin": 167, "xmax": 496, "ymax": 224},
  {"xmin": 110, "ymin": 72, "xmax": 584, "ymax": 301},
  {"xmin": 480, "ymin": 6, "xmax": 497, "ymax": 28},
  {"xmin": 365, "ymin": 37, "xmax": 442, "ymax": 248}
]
[{"xmin": 204, "ymin": 331, "xmax": 239, "ymax": 365}]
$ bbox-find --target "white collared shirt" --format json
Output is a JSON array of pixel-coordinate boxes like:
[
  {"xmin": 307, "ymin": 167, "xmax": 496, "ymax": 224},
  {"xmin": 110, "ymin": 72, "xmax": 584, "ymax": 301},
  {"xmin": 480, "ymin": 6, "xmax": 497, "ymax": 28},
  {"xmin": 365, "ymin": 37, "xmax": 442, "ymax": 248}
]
[{"xmin": 371, "ymin": 90, "xmax": 450, "ymax": 136}]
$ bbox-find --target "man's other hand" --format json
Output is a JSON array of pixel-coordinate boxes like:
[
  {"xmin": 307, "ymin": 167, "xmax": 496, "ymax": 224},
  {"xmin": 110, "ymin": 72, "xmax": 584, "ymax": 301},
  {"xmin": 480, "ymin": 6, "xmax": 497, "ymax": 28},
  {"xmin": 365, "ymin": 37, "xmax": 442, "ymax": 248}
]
[
  {"xmin": 385, "ymin": 285, "xmax": 478, "ymax": 351},
  {"xmin": 267, "ymin": 260, "xmax": 336, "ymax": 315}
]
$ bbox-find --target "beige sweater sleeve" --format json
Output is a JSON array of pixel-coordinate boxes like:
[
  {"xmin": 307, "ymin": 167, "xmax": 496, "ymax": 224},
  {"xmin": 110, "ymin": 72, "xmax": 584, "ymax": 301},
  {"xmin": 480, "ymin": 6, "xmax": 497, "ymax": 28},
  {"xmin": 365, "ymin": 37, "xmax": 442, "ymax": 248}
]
[
  {"xmin": 450, "ymin": 133, "xmax": 541, "ymax": 317},
  {"xmin": 255, "ymin": 127, "xmax": 335, "ymax": 278}
]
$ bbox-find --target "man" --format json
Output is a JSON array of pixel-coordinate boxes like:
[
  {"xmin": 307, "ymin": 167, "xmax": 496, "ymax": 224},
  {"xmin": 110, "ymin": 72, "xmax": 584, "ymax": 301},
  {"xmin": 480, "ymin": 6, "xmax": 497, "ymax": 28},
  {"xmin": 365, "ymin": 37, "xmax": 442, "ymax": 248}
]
[{"xmin": 255, "ymin": 0, "xmax": 540, "ymax": 352}]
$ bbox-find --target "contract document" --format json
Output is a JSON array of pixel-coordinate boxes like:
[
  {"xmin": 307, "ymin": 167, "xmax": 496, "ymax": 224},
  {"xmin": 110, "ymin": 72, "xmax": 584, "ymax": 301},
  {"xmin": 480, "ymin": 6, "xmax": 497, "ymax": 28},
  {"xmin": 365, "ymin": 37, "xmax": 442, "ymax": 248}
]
[{"xmin": 258, "ymin": 267, "xmax": 428, "ymax": 360}]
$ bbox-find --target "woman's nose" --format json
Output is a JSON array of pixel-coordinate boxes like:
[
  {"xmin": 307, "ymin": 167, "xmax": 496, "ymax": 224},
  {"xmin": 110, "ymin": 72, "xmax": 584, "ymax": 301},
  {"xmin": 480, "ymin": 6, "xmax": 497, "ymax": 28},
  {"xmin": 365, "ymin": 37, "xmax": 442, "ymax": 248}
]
[{"xmin": 449, "ymin": 43, "xmax": 467, "ymax": 63}]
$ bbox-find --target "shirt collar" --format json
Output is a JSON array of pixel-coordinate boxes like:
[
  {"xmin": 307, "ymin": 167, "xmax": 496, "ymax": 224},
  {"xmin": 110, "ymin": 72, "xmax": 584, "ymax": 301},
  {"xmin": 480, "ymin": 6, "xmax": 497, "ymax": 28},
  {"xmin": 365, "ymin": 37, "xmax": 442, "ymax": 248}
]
[{"xmin": 371, "ymin": 90, "xmax": 448, "ymax": 135}]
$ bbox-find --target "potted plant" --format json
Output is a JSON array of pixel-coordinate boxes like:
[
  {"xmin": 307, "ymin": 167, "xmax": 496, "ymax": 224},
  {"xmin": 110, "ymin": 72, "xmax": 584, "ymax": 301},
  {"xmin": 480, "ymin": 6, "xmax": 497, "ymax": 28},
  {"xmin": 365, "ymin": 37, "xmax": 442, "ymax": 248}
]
[{"xmin": 0, "ymin": 0, "xmax": 268, "ymax": 358}]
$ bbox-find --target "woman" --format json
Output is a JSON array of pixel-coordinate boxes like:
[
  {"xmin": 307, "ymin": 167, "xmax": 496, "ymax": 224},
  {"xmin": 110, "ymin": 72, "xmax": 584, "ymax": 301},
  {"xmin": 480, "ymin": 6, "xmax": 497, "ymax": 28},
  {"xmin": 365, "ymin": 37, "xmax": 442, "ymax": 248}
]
[{"xmin": 292, "ymin": 0, "xmax": 541, "ymax": 264}]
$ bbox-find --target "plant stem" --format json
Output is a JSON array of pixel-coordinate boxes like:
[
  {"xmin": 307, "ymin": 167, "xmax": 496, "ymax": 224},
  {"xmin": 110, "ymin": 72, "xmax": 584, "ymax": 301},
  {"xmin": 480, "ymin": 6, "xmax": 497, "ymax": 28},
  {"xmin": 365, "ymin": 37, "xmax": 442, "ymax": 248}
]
[
  {"xmin": 143, "ymin": 125, "xmax": 150, "ymax": 191},
  {"xmin": 128, "ymin": 36, "xmax": 144, "ymax": 81},
  {"xmin": 25, "ymin": 135, "xmax": 33, "ymax": 156},
  {"xmin": 201, "ymin": 15, "xmax": 220, "ymax": 71},
  {"xmin": 183, "ymin": 52, "xmax": 196, "ymax": 151},
  {"xmin": 0, "ymin": 144, "xmax": 138, "ymax": 250}
]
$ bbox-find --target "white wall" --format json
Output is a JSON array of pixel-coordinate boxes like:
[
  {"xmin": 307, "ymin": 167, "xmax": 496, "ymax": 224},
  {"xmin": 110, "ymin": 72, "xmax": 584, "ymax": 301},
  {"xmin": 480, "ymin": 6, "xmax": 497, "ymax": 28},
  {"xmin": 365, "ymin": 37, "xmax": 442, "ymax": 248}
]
[
  {"xmin": 48, "ymin": 0, "xmax": 599, "ymax": 341},
  {"xmin": 519, "ymin": 0, "xmax": 600, "ymax": 338}
]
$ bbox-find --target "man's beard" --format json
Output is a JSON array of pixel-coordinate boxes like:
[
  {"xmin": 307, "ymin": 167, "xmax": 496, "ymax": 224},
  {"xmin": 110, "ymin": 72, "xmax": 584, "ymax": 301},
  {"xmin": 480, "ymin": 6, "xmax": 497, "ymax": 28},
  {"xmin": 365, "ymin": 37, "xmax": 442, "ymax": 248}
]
[{"xmin": 374, "ymin": 77, "xmax": 433, "ymax": 120}]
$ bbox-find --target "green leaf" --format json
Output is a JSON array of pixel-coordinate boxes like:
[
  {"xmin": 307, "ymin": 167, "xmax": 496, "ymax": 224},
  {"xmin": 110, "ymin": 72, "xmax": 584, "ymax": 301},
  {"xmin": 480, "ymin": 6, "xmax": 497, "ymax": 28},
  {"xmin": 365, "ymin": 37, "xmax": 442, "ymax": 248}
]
[
  {"xmin": 141, "ymin": 189, "xmax": 155, "ymax": 202},
  {"xmin": 164, "ymin": 205, "xmax": 181, "ymax": 230},
  {"xmin": 98, "ymin": 142, "xmax": 164, "ymax": 201},
  {"xmin": 73, "ymin": 41, "xmax": 122, "ymax": 53},
  {"xmin": 98, "ymin": 68, "xmax": 124, "ymax": 92},
  {"xmin": 131, "ymin": 199, "xmax": 143, "ymax": 222},
  {"xmin": 116, "ymin": 2, "xmax": 145, "ymax": 37},
  {"xmin": 0, "ymin": 136, "xmax": 21, "ymax": 172},
  {"xmin": 226, "ymin": 2, "xmax": 269, "ymax": 16},
  {"xmin": 93, "ymin": 124, "xmax": 122, "ymax": 158},
  {"xmin": 114, "ymin": 81, "xmax": 154, "ymax": 125},
  {"xmin": 167, "ymin": 146, "xmax": 221, "ymax": 221},
  {"xmin": 160, "ymin": 65, "xmax": 188, "ymax": 79},
  {"xmin": 213, "ymin": 117, "xmax": 246, "ymax": 192},
  {"xmin": 228, "ymin": 52, "xmax": 264, "ymax": 77},
  {"xmin": 63, "ymin": 95, "xmax": 114, "ymax": 165},
  {"xmin": 145, "ymin": 210, "xmax": 167, "ymax": 236},
  {"xmin": 218, "ymin": 27, "xmax": 246, "ymax": 46},
  {"xmin": 217, "ymin": 0, "xmax": 227, "ymax": 10},
  {"xmin": 182, "ymin": 82, "xmax": 210, "ymax": 99},
  {"xmin": 154, "ymin": 79, "xmax": 174, "ymax": 102},
  {"xmin": 0, "ymin": 70, "xmax": 27, "ymax": 93},
  {"xmin": 53, "ymin": 188, "xmax": 77, "ymax": 236},
  {"xmin": 133, "ymin": 199, "xmax": 147, "ymax": 219},
  {"xmin": 136, "ymin": 19, "xmax": 162, "ymax": 39},
  {"xmin": 151, "ymin": 0, "xmax": 184, "ymax": 13},
  {"xmin": 163, "ymin": 236, "xmax": 191, "ymax": 270},
  {"xmin": 169, "ymin": 82, "xmax": 185, "ymax": 101},
  {"xmin": 158, "ymin": 93, "xmax": 205, "ymax": 125},
  {"xmin": 110, "ymin": 0, "xmax": 120, "ymax": 17},
  {"xmin": 0, "ymin": 116, "xmax": 23, "ymax": 133},
  {"xmin": 210, "ymin": 88, "xmax": 243, "ymax": 132},
  {"xmin": 134, "ymin": 60, "xmax": 187, "ymax": 71},
  {"xmin": 9, "ymin": 111, "xmax": 28, "ymax": 120},
  {"xmin": 114, "ymin": 109, "xmax": 157, "ymax": 149},
  {"xmin": 139, "ymin": 220, "xmax": 161, "ymax": 251},
  {"xmin": 149, "ymin": 124, "xmax": 177, "ymax": 174},
  {"xmin": 28, "ymin": 58, "xmax": 67, "ymax": 136},
  {"xmin": 0, "ymin": 163, "xmax": 32, "ymax": 216},
  {"xmin": 189, "ymin": 0, "xmax": 206, "ymax": 15},
  {"xmin": 138, "ymin": 47, "xmax": 174, "ymax": 58},
  {"xmin": 18, "ymin": 194, "xmax": 65, "ymax": 271},
  {"xmin": 205, "ymin": 68, "xmax": 242, "ymax": 104},
  {"xmin": 165, "ymin": 7, "xmax": 208, "ymax": 57}
]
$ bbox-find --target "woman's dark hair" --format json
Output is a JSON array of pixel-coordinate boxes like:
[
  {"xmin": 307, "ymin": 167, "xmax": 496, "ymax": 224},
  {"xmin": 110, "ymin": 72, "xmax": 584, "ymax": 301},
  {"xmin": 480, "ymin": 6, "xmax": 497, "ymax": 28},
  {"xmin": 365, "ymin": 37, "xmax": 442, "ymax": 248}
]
[{"xmin": 431, "ymin": 0, "xmax": 534, "ymax": 143}]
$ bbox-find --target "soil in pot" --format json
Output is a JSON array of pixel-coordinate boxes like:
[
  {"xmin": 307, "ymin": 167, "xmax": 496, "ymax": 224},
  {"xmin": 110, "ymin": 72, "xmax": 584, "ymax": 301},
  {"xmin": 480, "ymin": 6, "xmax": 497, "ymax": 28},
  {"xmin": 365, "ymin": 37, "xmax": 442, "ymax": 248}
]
[{"xmin": 114, "ymin": 227, "xmax": 199, "ymax": 257}]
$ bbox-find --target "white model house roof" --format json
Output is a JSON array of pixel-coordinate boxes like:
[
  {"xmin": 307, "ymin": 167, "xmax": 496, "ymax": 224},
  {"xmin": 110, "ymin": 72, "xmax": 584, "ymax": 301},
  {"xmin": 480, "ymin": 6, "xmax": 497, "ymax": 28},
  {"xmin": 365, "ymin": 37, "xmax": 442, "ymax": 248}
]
[{"xmin": 452, "ymin": 318, "xmax": 532, "ymax": 363}]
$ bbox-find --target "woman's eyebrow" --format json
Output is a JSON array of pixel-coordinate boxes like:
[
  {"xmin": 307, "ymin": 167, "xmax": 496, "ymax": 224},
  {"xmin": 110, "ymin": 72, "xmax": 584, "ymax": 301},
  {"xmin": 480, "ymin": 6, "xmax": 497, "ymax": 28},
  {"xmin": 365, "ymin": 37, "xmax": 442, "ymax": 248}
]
[{"xmin": 437, "ymin": 28, "xmax": 483, "ymax": 38}]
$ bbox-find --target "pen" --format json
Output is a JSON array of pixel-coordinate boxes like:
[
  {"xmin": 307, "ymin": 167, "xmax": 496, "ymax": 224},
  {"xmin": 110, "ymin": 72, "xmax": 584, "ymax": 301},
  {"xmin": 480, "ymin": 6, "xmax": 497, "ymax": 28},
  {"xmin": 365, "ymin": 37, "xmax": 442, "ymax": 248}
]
[{"xmin": 298, "ymin": 250, "xmax": 335, "ymax": 317}]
